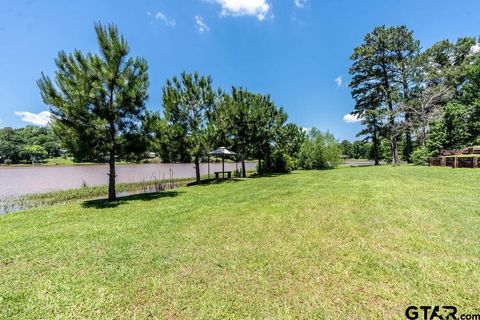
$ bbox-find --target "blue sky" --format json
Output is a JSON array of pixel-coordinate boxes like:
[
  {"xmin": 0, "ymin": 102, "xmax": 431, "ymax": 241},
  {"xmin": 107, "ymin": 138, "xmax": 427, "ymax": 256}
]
[{"xmin": 1, "ymin": 0, "xmax": 480, "ymax": 140}]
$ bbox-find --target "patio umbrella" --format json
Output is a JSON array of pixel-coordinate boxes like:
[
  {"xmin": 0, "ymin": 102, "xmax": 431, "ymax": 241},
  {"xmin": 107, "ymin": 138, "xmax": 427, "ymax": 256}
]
[{"xmin": 208, "ymin": 147, "xmax": 237, "ymax": 178}]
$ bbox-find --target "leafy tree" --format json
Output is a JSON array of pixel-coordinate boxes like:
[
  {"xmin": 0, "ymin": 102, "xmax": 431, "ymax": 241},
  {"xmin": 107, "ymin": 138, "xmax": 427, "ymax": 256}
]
[
  {"xmin": 38, "ymin": 23, "xmax": 149, "ymax": 201},
  {"xmin": 248, "ymin": 93, "xmax": 287, "ymax": 174},
  {"xmin": 340, "ymin": 140, "xmax": 353, "ymax": 158},
  {"xmin": 356, "ymin": 108, "xmax": 385, "ymax": 165},
  {"xmin": 423, "ymin": 37, "xmax": 478, "ymax": 94},
  {"xmin": 162, "ymin": 72, "xmax": 216, "ymax": 183},
  {"xmin": 278, "ymin": 123, "xmax": 306, "ymax": 159},
  {"xmin": 297, "ymin": 128, "xmax": 341, "ymax": 170},
  {"xmin": 212, "ymin": 87, "xmax": 290, "ymax": 175},
  {"xmin": 425, "ymin": 103, "xmax": 470, "ymax": 153},
  {"xmin": 143, "ymin": 111, "xmax": 190, "ymax": 163},
  {"xmin": 23, "ymin": 145, "xmax": 48, "ymax": 164},
  {"xmin": 0, "ymin": 126, "xmax": 62, "ymax": 163},
  {"xmin": 459, "ymin": 56, "xmax": 480, "ymax": 144},
  {"xmin": 211, "ymin": 87, "xmax": 254, "ymax": 177},
  {"xmin": 0, "ymin": 127, "xmax": 23, "ymax": 163}
]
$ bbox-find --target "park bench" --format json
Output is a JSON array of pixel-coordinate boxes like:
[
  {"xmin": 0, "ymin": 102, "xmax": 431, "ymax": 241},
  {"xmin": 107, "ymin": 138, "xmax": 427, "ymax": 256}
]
[{"xmin": 214, "ymin": 171, "xmax": 232, "ymax": 179}]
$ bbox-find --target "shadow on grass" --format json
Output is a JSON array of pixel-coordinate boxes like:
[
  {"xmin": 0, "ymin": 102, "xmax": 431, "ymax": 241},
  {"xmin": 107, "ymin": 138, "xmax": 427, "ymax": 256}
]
[
  {"xmin": 247, "ymin": 172, "xmax": 290, "ymax": 179},
  {"xmin": 82, "ymin": 190, "xmax": 182, "ymax": 209},
  {"xmin": 187, "ymin": 178, "xmax": 244, "ymax": 187}
]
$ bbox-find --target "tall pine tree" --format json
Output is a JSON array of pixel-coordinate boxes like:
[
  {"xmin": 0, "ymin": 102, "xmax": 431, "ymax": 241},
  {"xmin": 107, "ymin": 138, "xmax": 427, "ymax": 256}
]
[{"xmin": 38, "ymin": 23, "xmax": 149, "ymax": 201}]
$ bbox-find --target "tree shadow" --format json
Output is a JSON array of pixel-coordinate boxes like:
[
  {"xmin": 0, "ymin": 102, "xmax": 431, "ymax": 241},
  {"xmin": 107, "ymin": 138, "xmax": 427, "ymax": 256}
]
[
  {"xmin": 247, "ymin": 172, "xmax": 290, "ymax": 179},
  {"xmin": 82, "ymin": 190, "xmax": 182, "ymax": 209},
  {"xmin": 187, "ymin": 178, "xmax": 244, "ymax": 187}
]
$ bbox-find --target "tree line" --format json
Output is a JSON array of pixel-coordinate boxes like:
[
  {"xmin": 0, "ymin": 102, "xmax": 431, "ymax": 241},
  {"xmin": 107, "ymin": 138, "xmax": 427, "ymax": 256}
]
[
  {"xmin": 0, "ymin": 126, "xmax": 61, "ymax": 164},
  {"xmin": 35, "ymin": 23, "xmax": 340, "ymax": 201},
  {"xmin": 349, "ymin": 25, "xmax": 480, "ymax": 165}
]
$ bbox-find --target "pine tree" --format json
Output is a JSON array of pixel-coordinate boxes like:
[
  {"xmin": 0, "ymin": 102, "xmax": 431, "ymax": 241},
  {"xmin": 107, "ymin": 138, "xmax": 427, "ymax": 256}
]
[
  {"xmin": 162, "ymin": 72, "xmax": 216, "ymax": 183},
  {"xmin": 38, "ymin": 23, "xmax": 149, "ymax": 201}
]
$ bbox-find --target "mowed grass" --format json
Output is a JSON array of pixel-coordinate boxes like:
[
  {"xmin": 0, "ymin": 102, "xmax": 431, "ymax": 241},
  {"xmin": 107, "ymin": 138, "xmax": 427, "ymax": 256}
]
[{"xmin": 1, "ymin": 166, "xmax": 479, "ymax": 319}]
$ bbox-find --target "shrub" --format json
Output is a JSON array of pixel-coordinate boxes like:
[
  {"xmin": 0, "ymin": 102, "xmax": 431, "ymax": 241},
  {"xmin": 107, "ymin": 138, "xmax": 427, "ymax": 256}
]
[
  {"xmin": 412, "ymin": 147, "xmax": 431, "ymax": 166},
  {"xmin": 297, "ymin": 128, "xmax": 341, "ymax": 170},
  {"xmin": 4, "ymin": 159, "xmax": 12, "ymax": 165},
  {"xmin": 266, "ymin": 151, "xmax": 295, "ymax": 173}
]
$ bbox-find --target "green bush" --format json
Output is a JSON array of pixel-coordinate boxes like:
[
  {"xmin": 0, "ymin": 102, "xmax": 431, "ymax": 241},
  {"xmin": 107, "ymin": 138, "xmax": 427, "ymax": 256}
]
[
  {"xmin": 297, "ymin": 128, "xmax": 341, "ymax": 170},
  {"xmin": 412, "ymin": 147, "xmax": 431, "ymax": 166},
  {"xmin": 4, "ymin": 159, "xmax": 12, "ymax": 165}
]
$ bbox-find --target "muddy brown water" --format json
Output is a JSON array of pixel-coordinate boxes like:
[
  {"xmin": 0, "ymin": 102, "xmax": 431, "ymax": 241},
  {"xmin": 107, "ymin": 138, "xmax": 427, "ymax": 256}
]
[{"xmin": 0, "ymin": 162, "xmax": 256, "ymax": 197}]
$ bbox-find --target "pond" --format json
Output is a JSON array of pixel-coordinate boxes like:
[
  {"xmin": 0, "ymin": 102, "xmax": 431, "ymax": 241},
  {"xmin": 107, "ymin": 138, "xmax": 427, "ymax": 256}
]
[{"xmin": 0, "ymin": 162, "xmax": 256, "ymax": 198}]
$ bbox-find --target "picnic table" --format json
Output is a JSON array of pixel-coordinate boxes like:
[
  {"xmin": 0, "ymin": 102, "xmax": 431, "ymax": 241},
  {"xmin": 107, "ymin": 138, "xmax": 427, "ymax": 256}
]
[{"xmin": 214, "ymin": 171, "xmax": 232, "ymax": 179}]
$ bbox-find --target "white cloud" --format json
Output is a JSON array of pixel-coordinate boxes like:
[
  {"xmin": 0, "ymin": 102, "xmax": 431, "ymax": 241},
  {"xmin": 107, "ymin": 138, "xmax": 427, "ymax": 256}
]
[
  {"xmin": 471, "ymin": 43, "xmax": 480, "ymax": 55},
  {"xmin": 335, "ymin": 76, "xmax": 343, "ymax": 87},
  {"xmin": 212, "ymin": 0, "xmax": 271, "ymax": 21},
  {"xmin": 343, "ymin": 113, "xmax": 361, "ymax": 124},
  {"xmin": 14, "ymin": 111, "xmax": 52, "ymax": 126},
  {"xmin": 194, "ymin": 15, "xmax": 210, "ymax": 33},
  {"xmin": 147, "ymin": 11, "xmax": 176, "ymax": 28},
  {"xmin": 294, "ymin": 0, "xmax": 308, "ymax": 8}
]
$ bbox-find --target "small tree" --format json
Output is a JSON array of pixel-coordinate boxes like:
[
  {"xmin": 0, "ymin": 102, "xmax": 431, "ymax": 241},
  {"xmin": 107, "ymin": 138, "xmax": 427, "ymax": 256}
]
[
  {"xmin": 23, "ymin": 145, "xmax": 48, "ymax": 164},
  {"xmin": 38, "ymin": 23, "xmax": 149, "ymax": 201},
  {"xmin": 211, "ymin": 88, "xmax": 253, "ymax": 177},
  {"xmin": 162, "ymin": 72, "xmax": 216, "ymax": 183},
  {"xmin": 249, "ymin": 93, "xmax": 287, "ymax": 173},
  {"xmin": 297, "ymin": 128, "xmax": 341, "ymax": 170}
]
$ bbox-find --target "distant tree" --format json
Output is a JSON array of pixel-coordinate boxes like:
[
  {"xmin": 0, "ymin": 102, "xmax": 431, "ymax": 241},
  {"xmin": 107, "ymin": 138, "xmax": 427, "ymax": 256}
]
[
  {"xmin": 248, "ymin": 93, "xmax": 287, "ymax": 174},
  {"xmin": 0, "ymin": 128, "xmax": 22, "ymax": 163},
  {"xmin": 211, "ymin": 88, "xmax": 254, "ymax": 177},
  {"xmin": 356, "ymin": 108, "xmax": 385, "ymax": 165},
  {"xmin": 297, "ymin": 128, "xmax": 341, "ymax": 170},
  {"xmin": 351, "ymin": 140, "xmax": 370, "ymax": 159},
  {"xmin": 211, "ymin": 87, "xmax": 290, "ymax": 175},
  {"xmin": 0, "ymin": 126, "xmax": 62, "ymax": 163},
  {"xmin": 38, "ymin": 23, "xmax": 149, "ymax": 201},
  {"xmin": 23, "ymin": 145, "xmax": 48, "ymax": 164},
  {"xmin": 162, "ymin": 72, "xmax": 216, "ymax": 183},
  {"xmin": 277, "ymin": 123, "xmax": 305, "ymax": 159},
  {"xmin": 143, "ymin": 111, "xmax": 190, "ymax": 163},
  {"xmin": 340, "ymin": 140, "xmax": 353, "ymax": 158}
]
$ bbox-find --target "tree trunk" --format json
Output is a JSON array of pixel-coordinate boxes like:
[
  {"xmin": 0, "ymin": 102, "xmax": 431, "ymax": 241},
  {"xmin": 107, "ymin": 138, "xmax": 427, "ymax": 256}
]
[
  {"xmin": 404, "ymin": 112, "xmax": 412, "ymax": 163},
  {"xmin": 373, "ymin": 125, "xmax": 379, "ymax": 166},
  {"xmin": 241, "ymin": 159, "xmax": 246, "ymax": 178},
  {"xmin": 194, "ymin": 157, "xmax": 201, "ymax": 184},
  {"xmin": 382, "ymin": 64, "xmax": 400, "ymax": 166},
  {"xmin": 108, "ymin": 147, "xmax": 116, "ymax": 202},
  {"xmin": 403, "ymin": 73, "xmax": 412, "ymax": 163},
  {"xmin": 390, "ymin": 134, "xmax": 400, "ymax": 165}
]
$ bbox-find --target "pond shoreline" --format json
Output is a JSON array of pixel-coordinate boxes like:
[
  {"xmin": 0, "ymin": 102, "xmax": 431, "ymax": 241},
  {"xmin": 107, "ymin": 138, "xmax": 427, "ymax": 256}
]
[{"xmin": 1, "ymin": 162, "xmax": 256, "ymax": 198}]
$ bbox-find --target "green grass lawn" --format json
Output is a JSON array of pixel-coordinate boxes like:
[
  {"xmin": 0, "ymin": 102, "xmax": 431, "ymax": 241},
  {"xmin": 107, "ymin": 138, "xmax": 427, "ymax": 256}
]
[{"xmin": 1, "ymin": 166, "xmax": 479, "ymax": 319}]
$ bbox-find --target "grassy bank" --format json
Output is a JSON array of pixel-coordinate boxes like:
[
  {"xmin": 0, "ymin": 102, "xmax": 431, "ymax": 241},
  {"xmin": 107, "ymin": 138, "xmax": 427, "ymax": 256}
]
[
  {"xmin": 0, "ymin": 177, "xmax": 193, "ymax": 214},
  {"xmin": 0, "ymin": 166, "xmax": 479, "ymax": 319}
]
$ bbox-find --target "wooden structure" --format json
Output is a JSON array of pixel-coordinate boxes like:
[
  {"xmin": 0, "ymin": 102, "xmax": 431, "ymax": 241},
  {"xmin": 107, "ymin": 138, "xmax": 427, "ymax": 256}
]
[
  {"xmin": 429, "ymin": 146, "xmax": 480, "ymax": 168},
  {"xmin": 208, "ymin": 147, "xmax": 237, "ymax": 179},
  {"xmin": 214, "ymin": 171, "xmax": 232, "ymax": 179}
]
